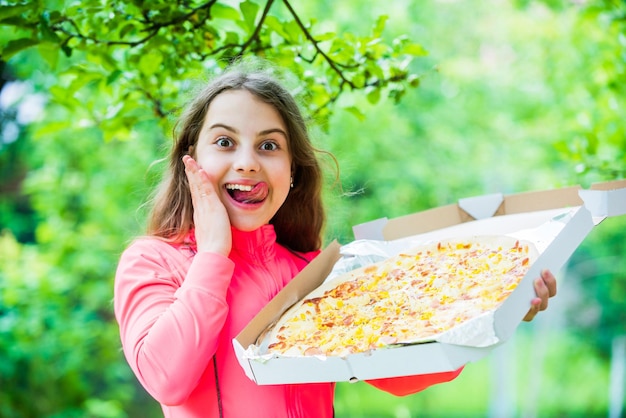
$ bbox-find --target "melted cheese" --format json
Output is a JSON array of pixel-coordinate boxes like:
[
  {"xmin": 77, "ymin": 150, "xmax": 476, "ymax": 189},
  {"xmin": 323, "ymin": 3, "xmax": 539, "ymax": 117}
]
[{"xmin": 267, "ymin": 237, "xmax": 536, "ymax": 357}]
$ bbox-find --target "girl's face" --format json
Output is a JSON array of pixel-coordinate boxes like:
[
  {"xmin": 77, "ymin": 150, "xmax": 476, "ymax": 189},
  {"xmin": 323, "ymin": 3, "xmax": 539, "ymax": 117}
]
[{"xmin": 195, "ymin": 89, "xmax": 292, "ymax": 232}]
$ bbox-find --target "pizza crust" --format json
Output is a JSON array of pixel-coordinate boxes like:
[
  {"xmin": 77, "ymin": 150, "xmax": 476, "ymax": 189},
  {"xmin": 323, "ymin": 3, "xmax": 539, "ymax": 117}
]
[{"xmin": 263, "ymin": 235, "xmax": 539, "ymax": 358}]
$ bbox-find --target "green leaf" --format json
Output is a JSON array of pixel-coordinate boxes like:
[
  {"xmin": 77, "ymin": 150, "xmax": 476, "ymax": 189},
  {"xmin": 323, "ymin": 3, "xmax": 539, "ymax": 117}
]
[
  {"xmin": 365, "ymin": 61, "xmax": 384, "ymax": 80},
  {"xmin": 284, "ymin": 20, "xmax": 301, "ymax": 43},
  {"xmin": 585, "ymin": 132, "xmax": 599, "ymax": 154},
  {"xmin": 264, "ymin": 15, "xmax": 289, "ymax": 39},
  {"xmin": 343, "ymin": 106, "xmax": 366, "ymax": 121},
  {"xmin": 0, "ymin": 15, "xmax": 31, "ymax": 27},
  {"xmin": 138, "ymin": 50, "xmax": 163, "ymax": 75},
  {"xmin": 1, "ymin": 38, "xmax": 39, "ymax": 60},
  {"xmin": 106, "ymin": 70, "xmax": 122, "ymax": 85},
  {"xmin": 224, "ymin": 31, "xmax": 240, "ymax": 45},
  {"xmin": 240, "ymin": 0, "xmax": 259, "ymax": 31},
  {"xmin": 211, "ymin": 3, "xmax": 240, "ymax": 21},
  {"xmin": 351, "ymin": 72, "xmax": 365, "ymax": 88},
  {"xmin": 314, "ymin": 32, "xmax": 336, "ymax": 42},
  {"xmin": 0, "ymin": 4, "xmax": 32, "ymax": 22},
  {"xmin": 407, "ymin": 74, "xmax": 420, "ymax": 88},
  {"xmin": 372, "ymin": 15, "xmax": 388, "ymax": 38},
  {"xmin": 61, "ymin": 43, "xmax": 72, "ymax": 57},
  {"xmin": 37, "ymin": 42, "xmax": 60, "ymax": 69},
  {"xmin": 388, "ymin": 85, "xmax": 406, "ymax": 103},
  {"xmin": 401, "ymin": 42, "xmax": 428, "ymax": 56},
  {"xmin": 366, "ymin": 86, "xmax": 381, "ymax": 104},
  {"xmin": 67, "ymin": 72, "xmax": 103, "ymax": 96},
  {"xmin": 119, "ymin": 23, "xmax": 137, "ymax": 39},
  {"xmin": 38, "ymin": 17, "xmax": 61, "ymax": 43}
]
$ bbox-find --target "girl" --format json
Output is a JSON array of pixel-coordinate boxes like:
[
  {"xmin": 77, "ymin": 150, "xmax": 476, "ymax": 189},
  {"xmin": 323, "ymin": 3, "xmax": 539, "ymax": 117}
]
[{"xmin": 114, "ymin": 61, "xmax": 557, "ymax": 417}]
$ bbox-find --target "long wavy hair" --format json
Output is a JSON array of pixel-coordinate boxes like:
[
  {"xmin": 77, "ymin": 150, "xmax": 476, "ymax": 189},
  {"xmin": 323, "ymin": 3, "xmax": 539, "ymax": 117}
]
[{"xmin": 146, "ymin": 62, "xmax": 326, "ymax": 252}]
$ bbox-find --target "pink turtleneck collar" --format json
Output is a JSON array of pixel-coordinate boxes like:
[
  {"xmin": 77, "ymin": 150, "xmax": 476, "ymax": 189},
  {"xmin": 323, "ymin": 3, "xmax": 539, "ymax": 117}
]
[
  {"xmin": 230, "ymin": 225, "xmax": 277, "ymax": 264},
  {"xmin": 186, "ymin": 224, "xmax": 278, "ymax": 264}
]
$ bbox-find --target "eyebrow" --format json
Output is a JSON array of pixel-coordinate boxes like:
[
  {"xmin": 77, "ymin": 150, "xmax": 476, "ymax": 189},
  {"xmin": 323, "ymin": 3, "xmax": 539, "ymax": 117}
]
[{"xmin": 209, "ymin": 123, "xmax": 288, "ymax": 138}]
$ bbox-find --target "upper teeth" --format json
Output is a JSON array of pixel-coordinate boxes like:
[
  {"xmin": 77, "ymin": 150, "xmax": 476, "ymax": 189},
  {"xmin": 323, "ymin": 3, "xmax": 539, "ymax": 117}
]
[{"xmin": 226, "ymin": 184, "xmax": 253, "ymax": 192}]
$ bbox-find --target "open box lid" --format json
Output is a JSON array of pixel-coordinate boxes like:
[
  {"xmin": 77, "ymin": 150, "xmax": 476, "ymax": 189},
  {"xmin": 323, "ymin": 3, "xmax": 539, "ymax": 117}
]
[
  {"xmin": 353, "ymin": 180, "xmax": 626, "ymax": 241},
  {"xmin": 580, "ymin": 179, "xmax": 626, "ymax": 219}
]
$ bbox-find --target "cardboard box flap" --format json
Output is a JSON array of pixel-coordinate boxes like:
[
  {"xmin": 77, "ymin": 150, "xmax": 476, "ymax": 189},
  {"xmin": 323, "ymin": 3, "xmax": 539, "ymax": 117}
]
[
  {"xmin": 458, "ymin": 193, "xmax": 503, "ymax": 220},
  {"xmin": 382, "ymin": 204, "xmax": 471, "ymax": 240},
  {"xmin": 351, "ymin": 217, "xmax": 389, "ymax": 241},
  {"xmin": 354, "ymin": 185, "xmax": 587, "ymax": 241},
  {"xmin": 235, "ymin": 240, "xmax": 342, "ymax": 349},
  {"xmin": 579, "ymin": 180, "xmax": 626, "ymax": 219},
  {"xmin": 498, "ymin": 186, "xmax": 583, "ymax": 215},
  {"xmin": 384, "ymin": 186, "xmax": 585, "ymax": 240},
  {"xmin": 352, "ymin": 206, "xmax": 464, "ymax": 242},
  {"xmin": 590, "ymin": 179, "xmax": 626, "ymax": 191}
]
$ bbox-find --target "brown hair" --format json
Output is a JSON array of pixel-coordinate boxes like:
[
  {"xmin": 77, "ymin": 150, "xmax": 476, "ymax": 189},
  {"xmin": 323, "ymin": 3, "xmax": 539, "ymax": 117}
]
[{"xmin": 146, "ymin": 61, "xmax": 326, "ymax": 252}]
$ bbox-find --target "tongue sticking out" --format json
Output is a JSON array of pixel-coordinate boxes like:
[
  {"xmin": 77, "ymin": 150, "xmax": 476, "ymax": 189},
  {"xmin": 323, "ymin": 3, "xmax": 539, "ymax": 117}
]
[{"xmin": 231, "ymin": 183, "xmax": 269, "ymax": 204}]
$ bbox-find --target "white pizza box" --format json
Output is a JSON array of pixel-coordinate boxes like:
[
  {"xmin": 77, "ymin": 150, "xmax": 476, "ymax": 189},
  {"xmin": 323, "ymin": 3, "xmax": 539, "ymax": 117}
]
[{"xmin": 233, "ymin": 180, "xmax": 626, "ymax": 385}]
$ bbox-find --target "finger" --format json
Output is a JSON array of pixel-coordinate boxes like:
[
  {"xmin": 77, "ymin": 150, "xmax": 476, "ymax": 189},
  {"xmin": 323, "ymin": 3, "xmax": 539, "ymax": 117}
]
[
  {"xmin": 195, "ymin": 169, "xmax": 217, "ymax": 199},
  {"xmin": 534, "ymin": 278, "xmax": 550, "ymax": 311},
  {"xmin": 183, "ymin": 154, "xmax": 197, "ymax": 173},
  {"xmin": 541, "ymin": 269, "xmax": 557, "ymax": 298},
  {"xmin": 183, "ymin": 155, "xmax": 200, "ymax": 190},
  {"xmin": 523, "ymin": 298, "xmax": 541, "ymax": 322},
  {"xmin": 183, "ymin": 156, "xmax": 213, "ymax": 199}
]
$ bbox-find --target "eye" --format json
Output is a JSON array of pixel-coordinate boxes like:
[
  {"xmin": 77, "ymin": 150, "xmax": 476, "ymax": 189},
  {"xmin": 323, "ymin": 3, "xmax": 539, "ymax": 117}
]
[
  {"xmin": 260, "ymin": 140, "xmax": 278, "ymax": 151},
  {"xmin": 215, "ymin": 137, "xmax": 234, "ymax": 148}
]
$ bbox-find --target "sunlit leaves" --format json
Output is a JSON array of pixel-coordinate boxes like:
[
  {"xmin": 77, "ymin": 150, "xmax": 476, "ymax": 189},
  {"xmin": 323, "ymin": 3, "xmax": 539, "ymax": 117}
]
[
  {"xmin": 2, "ymin": 38, "xmax": 40, "ymax": 59},
  {"xmin": 138, "ymin": 49, "xmax": 163, "ymax": 76},
  {"xmin": 549, "ymin": 0, "xmax": 626, "ymax": 181},
  {"xmin": 211, "ymin": 3, "xmax": 241, "ymax": 21},
  {"xmin": 1, "ymin": 0, "xmax": 427, "ymax": 131},
  {"xmin": 240, "ymin": 0, "xmax": 260, "ymax": 31},
  {"xmin": 0, "ymin": 3, "xmax": 32, "ymax": 21}
]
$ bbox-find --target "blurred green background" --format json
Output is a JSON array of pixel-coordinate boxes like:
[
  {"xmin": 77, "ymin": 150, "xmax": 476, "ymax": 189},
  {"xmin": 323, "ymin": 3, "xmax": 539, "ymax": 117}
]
[{"xmin": 0, "ymin": 0, "xmax": 625, "ymax": 417}]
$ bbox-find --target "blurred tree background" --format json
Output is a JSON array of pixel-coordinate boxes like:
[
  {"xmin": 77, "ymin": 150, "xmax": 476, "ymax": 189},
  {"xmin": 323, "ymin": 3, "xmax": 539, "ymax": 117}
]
[{"xmin": 0, "ymin": 0, "xmax": 624, "ymax": 417}]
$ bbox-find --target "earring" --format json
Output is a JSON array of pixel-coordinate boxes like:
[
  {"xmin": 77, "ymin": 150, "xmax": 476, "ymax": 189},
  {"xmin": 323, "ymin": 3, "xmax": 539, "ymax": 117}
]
[{"xmin": 290, "ymin": 176, "xmax": 294, "ymax": 188}]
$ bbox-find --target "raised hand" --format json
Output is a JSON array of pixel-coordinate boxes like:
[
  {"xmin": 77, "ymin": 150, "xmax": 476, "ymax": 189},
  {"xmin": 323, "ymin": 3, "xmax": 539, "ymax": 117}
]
[
  {"xmin": 523, "ymin": 269, "xmax": 557, "ymax": 322},
  {"xmin": 183, "ymin": 155, "xmax": 232, "ymax": 256}
]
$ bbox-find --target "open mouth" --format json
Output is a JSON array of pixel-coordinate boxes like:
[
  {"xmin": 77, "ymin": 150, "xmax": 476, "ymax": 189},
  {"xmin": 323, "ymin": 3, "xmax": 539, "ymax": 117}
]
[{"xmin": 225, "ymin": 182, "xmax": 269, "ymax": 204}]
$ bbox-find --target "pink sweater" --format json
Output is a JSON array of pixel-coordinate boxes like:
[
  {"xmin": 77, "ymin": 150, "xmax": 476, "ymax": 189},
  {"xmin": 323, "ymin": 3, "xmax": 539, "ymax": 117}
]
[{"xmin": 114, "ymin": 225, "xmax": 461, "ymax": 417}]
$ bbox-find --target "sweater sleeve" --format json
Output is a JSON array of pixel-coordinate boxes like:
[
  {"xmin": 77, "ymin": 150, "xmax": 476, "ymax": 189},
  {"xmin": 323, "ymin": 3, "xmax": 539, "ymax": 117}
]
[
  {"xmin": 365, "ymin": 367, "xmax": 464, "ymax": 396},
  {"xmin": 113, "ymin": 239, "xmax": 234, "ymax": 405}
]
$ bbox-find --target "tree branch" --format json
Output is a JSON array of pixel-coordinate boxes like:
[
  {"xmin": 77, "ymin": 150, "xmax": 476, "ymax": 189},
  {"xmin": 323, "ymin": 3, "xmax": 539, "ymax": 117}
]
[
  {"xmin": 51, "ymin": 1, "xmax": 219, "ymax": 47},
  {"xmin": 281, "ymin": 0, "xmax": 357, "ymax": 90},
  {"xmin": 238, "ymin": 0, "xmax": 275, "ymax": 56}
]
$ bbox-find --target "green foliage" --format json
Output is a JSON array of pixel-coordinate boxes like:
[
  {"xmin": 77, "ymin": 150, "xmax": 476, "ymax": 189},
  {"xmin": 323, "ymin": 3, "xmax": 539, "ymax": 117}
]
[
  {"xmin": 0, "ymin": 91, "xmax": 165, "ymax": 416},
  {"xmin": 566, "ymin": 215, "xmax": 626, "ymax": 356},
  {"xmin": 547, "ymin": 0, "xmax": 626, "ymax": 184},
  {"xmin": 0, "ymin": 230, "xmax": 158, "ymax": 418},
  {"xmin": 0, "ymin": 0, "xmax": 425, "ymax": 129}
]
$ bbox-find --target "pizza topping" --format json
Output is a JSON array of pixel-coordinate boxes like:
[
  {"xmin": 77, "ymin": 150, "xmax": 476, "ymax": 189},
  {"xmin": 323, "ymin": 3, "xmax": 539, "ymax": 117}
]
[{"xmin": 265, "ymin": 236, "xmax": 538, "ymax": 358}]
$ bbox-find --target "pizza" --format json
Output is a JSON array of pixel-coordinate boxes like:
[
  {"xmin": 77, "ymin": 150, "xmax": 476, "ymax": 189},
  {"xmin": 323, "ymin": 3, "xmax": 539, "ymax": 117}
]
[{"xmin": 264, "ymin": 236, "xmax": 538, "ymax": 358}]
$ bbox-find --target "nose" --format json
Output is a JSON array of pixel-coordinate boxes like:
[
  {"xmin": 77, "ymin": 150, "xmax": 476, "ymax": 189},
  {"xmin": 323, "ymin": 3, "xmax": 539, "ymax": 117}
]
[{"xmin": 233, "ymin": 145, "xmax": 260, "ymax": 173}]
